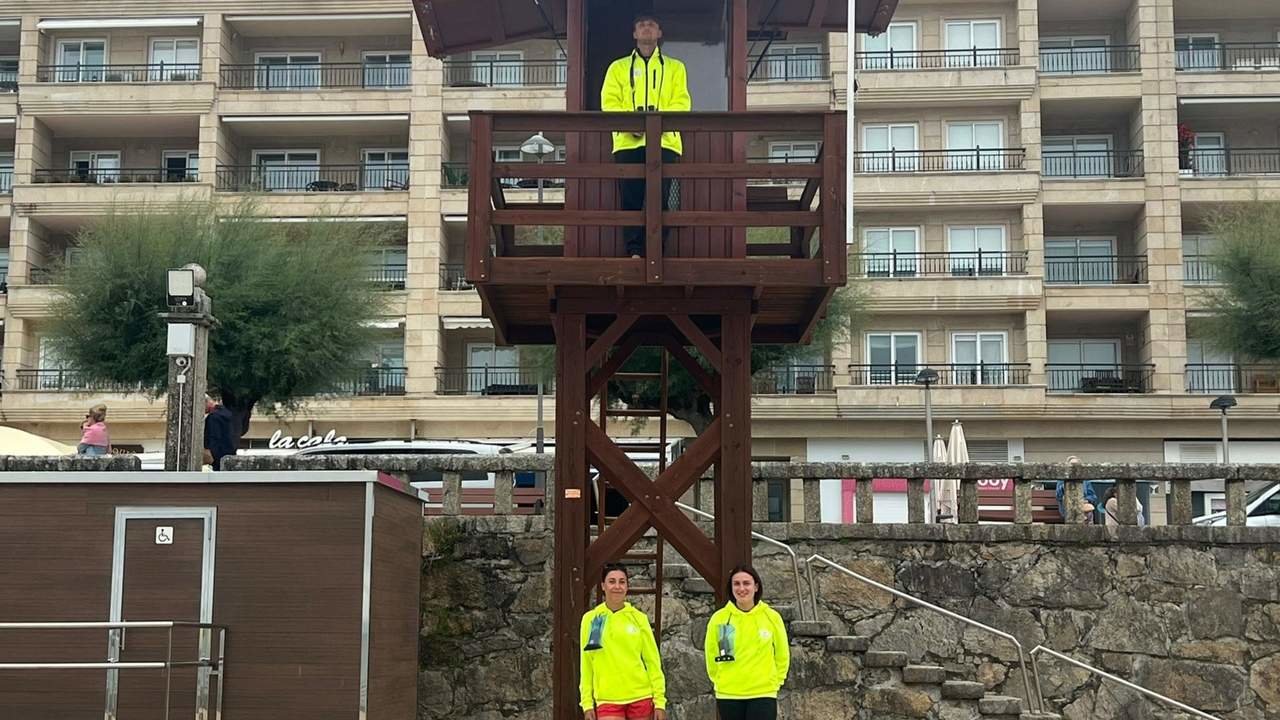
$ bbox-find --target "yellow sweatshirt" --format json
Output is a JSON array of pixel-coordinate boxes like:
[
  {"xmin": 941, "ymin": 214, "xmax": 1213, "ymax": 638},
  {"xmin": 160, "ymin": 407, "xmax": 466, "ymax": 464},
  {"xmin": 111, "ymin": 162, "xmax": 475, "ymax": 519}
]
[
  {"xmin": 600, "ymin": 47, "xmax": 691, "ymax": 155},
  {"xmin": 579, "ymin": 602, "xmax": 667, "ymax": 711},
  {"xmin": 703, "ymin": 601, "xmax": 790, "ymax": 700}
]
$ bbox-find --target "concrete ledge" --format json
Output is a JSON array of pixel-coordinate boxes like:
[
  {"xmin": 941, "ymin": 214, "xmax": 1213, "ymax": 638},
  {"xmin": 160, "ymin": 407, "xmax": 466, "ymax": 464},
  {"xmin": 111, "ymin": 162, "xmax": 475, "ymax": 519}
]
[
  {"xmin": 0, "ymin": 455, "xmax": 142, "ymax": 471},
  {"xmin": 759, "ymin": 521, "xmax": 1280, "ymax": 545}
]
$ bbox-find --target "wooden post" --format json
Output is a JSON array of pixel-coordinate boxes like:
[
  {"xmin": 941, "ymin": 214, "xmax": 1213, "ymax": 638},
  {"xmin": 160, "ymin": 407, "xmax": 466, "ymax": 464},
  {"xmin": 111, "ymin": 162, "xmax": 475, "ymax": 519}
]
[
  {"xmin": 645, "ymin": 114, "xmax": 663, "ymax": 279},
  {"xmin": 718, "ymin": 307, "xmax": 752, "ymax": 593},
  {"xmin": 467, "ymin": 113, "xmax": 494, "ymax": 282},
  {"xmin": 821, "ymin": 113, "xmax": 844, "ymax": 283},
  {"xmin": 552, "ymin": 312, "xmax": 588, "ymax": 720}
]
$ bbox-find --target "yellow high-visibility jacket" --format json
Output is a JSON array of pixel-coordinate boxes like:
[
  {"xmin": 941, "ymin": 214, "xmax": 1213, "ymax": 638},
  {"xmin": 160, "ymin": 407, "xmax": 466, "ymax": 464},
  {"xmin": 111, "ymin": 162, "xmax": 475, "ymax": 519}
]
[
  {"xmin": 703, "ymin": 601, "xmax": 790, "ymax": 700},
  {"xmin": 579, "ymin": 602, "xmax": 667, "ymax": 711},
  {"xmin": 601, "ymin": 47, "xmax": 692, "ymax": 155}
]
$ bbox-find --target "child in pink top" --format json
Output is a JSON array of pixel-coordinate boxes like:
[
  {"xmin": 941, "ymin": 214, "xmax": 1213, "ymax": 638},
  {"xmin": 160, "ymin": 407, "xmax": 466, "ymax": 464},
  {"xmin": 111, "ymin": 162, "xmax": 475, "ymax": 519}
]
[{"xmin": 78, "ymin": 404, "xmax": 110, "ymax": 457}]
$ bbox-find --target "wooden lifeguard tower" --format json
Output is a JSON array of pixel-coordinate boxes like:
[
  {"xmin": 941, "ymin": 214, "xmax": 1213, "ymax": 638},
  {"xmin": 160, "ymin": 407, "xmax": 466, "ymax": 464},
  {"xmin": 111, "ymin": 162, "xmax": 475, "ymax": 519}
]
[{"xmin": 415, "ymin": 1, "xmax": 897, "ymax": 716}]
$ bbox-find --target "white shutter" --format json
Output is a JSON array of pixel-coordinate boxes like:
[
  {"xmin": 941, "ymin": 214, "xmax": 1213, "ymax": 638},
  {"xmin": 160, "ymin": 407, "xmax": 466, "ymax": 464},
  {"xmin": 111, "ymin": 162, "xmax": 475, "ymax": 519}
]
[
  {"xmin": 966, "ymin": 440, "xmax": 1009, "ymax": 463},
  {"xmin": 1179, "ymin": 443, "xmax": 1219, "ymax": 463}
]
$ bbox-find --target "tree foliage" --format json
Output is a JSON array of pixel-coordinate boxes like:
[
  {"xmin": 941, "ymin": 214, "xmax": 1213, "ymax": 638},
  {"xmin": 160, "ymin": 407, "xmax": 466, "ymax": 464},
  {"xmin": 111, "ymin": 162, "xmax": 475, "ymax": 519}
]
[
  {"xmin": 1204, "ymin": 202, "xmax": 1280, "ymax": 362},
  {"xmin": 47, "ymin": 198, "xmax": 395, "ymax": 436}
]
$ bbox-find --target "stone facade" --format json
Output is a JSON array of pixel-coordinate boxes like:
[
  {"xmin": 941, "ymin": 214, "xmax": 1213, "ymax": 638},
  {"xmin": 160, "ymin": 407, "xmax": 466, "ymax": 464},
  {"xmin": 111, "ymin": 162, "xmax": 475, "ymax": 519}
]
[{"xmin": 419, "ymin": 517, "xmax": 1280, "ymax": 719}]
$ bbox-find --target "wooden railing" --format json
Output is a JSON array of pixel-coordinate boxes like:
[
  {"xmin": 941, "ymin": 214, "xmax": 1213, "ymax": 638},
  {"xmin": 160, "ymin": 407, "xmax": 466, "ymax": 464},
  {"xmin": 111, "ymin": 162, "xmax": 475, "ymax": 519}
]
[{"xmin": 466, "ymin": 111, "xmax": 845, "ymax": 285}]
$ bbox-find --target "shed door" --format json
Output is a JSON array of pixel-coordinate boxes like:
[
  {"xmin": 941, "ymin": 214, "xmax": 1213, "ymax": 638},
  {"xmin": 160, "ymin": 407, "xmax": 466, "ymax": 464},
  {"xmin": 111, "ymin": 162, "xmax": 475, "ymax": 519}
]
[{"xmin": 107, "ymin": 509, "xmax": 216, "ymax": 720}]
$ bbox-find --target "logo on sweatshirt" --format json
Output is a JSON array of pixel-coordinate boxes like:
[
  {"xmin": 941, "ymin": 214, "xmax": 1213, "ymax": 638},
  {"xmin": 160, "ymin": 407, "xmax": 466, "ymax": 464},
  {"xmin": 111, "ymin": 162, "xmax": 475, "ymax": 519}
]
[{"xmin": 759, "ymin": 628, "xmax": 772, "ymax": 640}]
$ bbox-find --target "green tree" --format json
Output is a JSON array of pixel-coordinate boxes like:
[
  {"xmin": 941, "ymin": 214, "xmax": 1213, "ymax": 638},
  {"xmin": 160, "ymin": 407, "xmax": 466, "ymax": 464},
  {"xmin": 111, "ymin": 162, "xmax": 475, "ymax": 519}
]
[
  {"xmin": 1204, "ymin": 202, "xmax": 1280, "ymax": 362},
  {"xmin": 47, "ymin": 198, "xmax": 395, "ymax": 438}
]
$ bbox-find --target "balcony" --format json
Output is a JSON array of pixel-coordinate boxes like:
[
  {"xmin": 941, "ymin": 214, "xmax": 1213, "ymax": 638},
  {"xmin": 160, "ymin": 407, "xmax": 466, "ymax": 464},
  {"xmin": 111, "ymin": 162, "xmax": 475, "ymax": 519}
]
[
  {"xmin": 367, "ymin": 264, "xmax": 407, "ymax": 290},
  {"xmin": 1185, "ymin": 148, "xmax": 1280, "ymax": 177},
  {"xmin": 1043, "ymin": 150, "xmax": 1144, "ymax": 179},
  {"xmin": 28, "ymin": 267, "xmax": 57, "ymax": 285},
  {"xmin": 327, "ymin": 366, "xmax": 407, "ymax": 396},
  {"xmin": 857, "ymin": 251, "xmax": 1028, "ymax": 278},
  {"xmin": 1045, "ymin": 255, "xmax": 1148, "ymax": 285},
  {"xmin": 13, "ymin": 368, "xmax": 138, "ymax": 393},
  {"xmin": 435, "ymin": 366, "xmax": 549, "ymax": 396},
  {"xmin": 747, "ymin": 53, "xmax": 829, "ymax": 82},
  {"xmin": 1185, "ymin": 364, "xmax": 1280, "ymax": 394},
  {"xmin": 220, "ymin": 62, "xmax": 410, "ymax": 90},
  {"xmin": 1046, "ymin": 364, "xmax": 1154, "ymax": 394},
  {"xmin": 752, "ymin": 365, "xmax": 835, "ymax": 394},
  {"xmin": 854, "ymin": 48, "xmax": 1020, "ymax": 70},
  {"xmin": 0, "ymin": 170, "xmax": 11, "ymax": 194},
  {"xmin": 35, "ymin": 63, "xmax": 202, "ymax": 83},
  {"xmin": 33, "ymin": 167, "xmax": 201, "ymax": 185},
  {"xmin": 0, "ymin": 69, "xmax": 15, "ymax": 92},
  {"xmin": 215, "ymin": 165, "xmax": 409, "ymax": 192},
  {"xmin": 852, "ymin": 149, "xmax": 1027, "ymax": 173},
  {"xmin": 1183, "ymin": 255, "xmax": 1219, "ymax": 285},
  {"xmin": 847, "ymin": 364, "xmax": 1032, "ymax": 386},
  {"xmin": 1039, "ymin": 45, "xmax": 1140, "ymax": 75},
  {"xmin": 440, "ymin": 263, "xmax": 473, "ymax": 291},
  {"xmin": 1176, "ymin": 43, "xmax": 1280, "ymax": 73},
  {"xmin": 442, "ymin": 162, "xmax": 469, "ymax": 188},
  {"xmin": 443, "ymin": 59, "xmax": 566, "ymax": 88}
]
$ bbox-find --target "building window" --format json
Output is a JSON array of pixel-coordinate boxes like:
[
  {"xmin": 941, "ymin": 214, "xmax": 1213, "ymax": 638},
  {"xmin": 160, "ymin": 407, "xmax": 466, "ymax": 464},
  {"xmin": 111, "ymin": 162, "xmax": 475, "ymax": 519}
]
[
  {"xmin": 943, "ymin": 19, "xmax": 1002, "ymax": 67},
  {"xmin": 1175, "ymin": 34, "xmax": 1221, "ymax": 71},
  {"xmin": 162, "ymin": 150, "xmax": 199, "ymax": 182},
  {"xmin": 947, "ymin": 225, "xmax": 1006, "ymax": 275},
  {"xmin": 1047, "ymin": 339, "xmax": 1121, "ymax": 391},
  {"xmin": 69, "ymin": 150, "xmax": 122, "ymax": 183},
  {"xmin": 56, "ymin": 39, "xmax": 107, "ymax": 82},
  {"xmin": 1182, "ymin": 234, "xmax": 1219, "ymax": 284},
  {"xmin": 866, "ymin": 332, "xmax": 921, "ymax": 385},
  {"xmin": 756, "ymin": 43, "xmax": 824, "ymax": 81},
  {"xmin": 254, "ymin": 53, "xmax": 322, "ymax": 89},
  {"xmin": 1043, "ymin": 135, "xmax": 1114, "ymax": 178},
  {"xmin": 149, "ymin": 38, "xmax": 200, "ymax": 80},
  {"xmin": 766, "ymin": 480, "xmax": 789, "ymax": 521},
  {"xmin": 362, "ymin": 149, "xmax": 410, "ymax": 190},
  {"xmin": 363, "ymin": 52, "xmax": 411, "ymax": 88},
  {"xmin": 1040, "ymin": 36, "xmax": 1111, "ymax": 74},
  {"xmin": 951, "ymin": 332, "xmax": 1008, "ymax": 384},
  {"xmin": 862, "ymin": 123, "xmax": 918, "ymax": 171},
  {"xmin": 1190, "ymin": 132, "xmax": 1227, "ymax": 176},
  {"xmin": 945, "ymin": 121, "xmax": 1004, "ymax": 170},
  {"xmin": 861, "ymin": 22, "xmax": 918, "ymax": 69},
  {"xmin": 862, "ymin": 227, "xmax": 919, "ymax": 276},
  {"xmin": 1045, "ymin": 236, "xmax": 1117, "ymax": 284},
  {"xmin": 252, "ymin": 150, "xmax": 321, "ymax": 191},
  {"xmin": 471, "ymin": 50, "xmax": 524, "ymax": 86}
]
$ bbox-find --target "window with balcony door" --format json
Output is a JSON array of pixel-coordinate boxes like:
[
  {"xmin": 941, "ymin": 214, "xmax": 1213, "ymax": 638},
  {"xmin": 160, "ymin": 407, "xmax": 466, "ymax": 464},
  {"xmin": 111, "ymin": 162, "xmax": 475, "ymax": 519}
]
[
  {"xmin": 952, "ymin": 332, "xmax": 1008, "ymax": 385},
  {"xmin": 37, "ymin": 335, "xmax": 74, "ymax": 389},
  {"xmin": 1186, "ymin": 338, "xmax": 1234, "ymax": 393},
  {"xmin": 862, "ymin": 123, "xmax": 918, "ymax": 172},
  {"xmin": 162, "ymin": 150, "xmax": 199, "ymax": 182},
  {"xmin": 367, "ymin": 247, "xmax": 408, "ymax": 286},
  {"xmin": 363, "ymin": 52, "xmax": 410, "ymax": 88},
  {"xmin": 947, "ymin": 225, "xmax": 1006, "ymax": 275},
  {"xmin": 0, "ymin": 151, "xmax": 12, "ymax": 193},
  {"xmin": 1175, "ymin": 34, "xmax": 1221, "ymax": 71},
  {"xmin": 1040, "ymin": 36, "xmax": 1110, "ymax": 74},
  {"xmin": 863, "ymin": 227, "xmax": 919, "ymax": 277},
  {"xmin": 471, "ymin": 50, "xmax": 523, "ymax": 86},
  {"xmin": 466, "ymin": 342, "xmax": 520, "ymax": 393},
  {"xmin": 255, "ymin": 52, "xmax": 322, "ymax": 89},
  {"xmin": 1043, "ymin": 135, "xmax": 1114, "ymax": 178},
  {"xmin": 757, "ymin": 43, "xmax": 823, "ymax": 81},
  {"xmin": 1045, "ymin": 237, "xmax": 1117, "ymax": 284},
  {"xmin": 1191, "ymin": 133, "xmax": 1227, "ymax": 176},
  {"xmin": 149, "ymin": 38, "xmax": 199, "ymax": 80},
  {"xmin": 867, "ymin": 332, "xmax": 921, "ymax": 385},
  {"xmin": 946, "ymin": 121, "xmax": 1004, "ymax": 170},
  {"xmin": 767, "ymin": 141, "xmax": 818, "ymax": 184},
  {"xmin": 56, "ymin": 39, "xmax": 107, "ymax": 82},
  {"xmin": 0, "ymin": 248, "xmax": 9, "ymax": 289},
  {"xmin": 69, "ymin": 150, "xmax": 121, "ymax": 183},
  {"xmin": 1182, "ymin": 234, "xmax": 1219, "ymax": 284},
  {"xmin": 0, "ymin": 56, "xmax": 18, "ymax": 88},
  {"xmin": 944, "ymin": 19, "xmax": 1002, "ymax": 67},
  {"xmin": 252, "ymin": 150, "xmax": 320, "ymax": 191},
  {"xmin": 362, "ymin": 149, "xmax": 409, "ymax": 190},
  {"xmin": 861, "ymin": 22, "xmax": 917, "ymax": 69},
  {"xmin": 1047, "ymin": 339, "xmax": 1120, "ymax": 391}
]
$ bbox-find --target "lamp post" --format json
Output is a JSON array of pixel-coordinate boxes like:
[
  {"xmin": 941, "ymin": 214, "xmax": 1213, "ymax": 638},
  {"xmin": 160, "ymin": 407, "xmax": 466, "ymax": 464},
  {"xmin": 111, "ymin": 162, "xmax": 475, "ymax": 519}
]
[
  {"xmin": 520, "ymin": 132, "xmax": 556, "ymax": 244},
  {"xmin": 161, "ymin": 264, "xmax": 215, "ymax": 471},
  {"xmin": 1210, "ymin": 395, "xmax": 1237, "ymax": 463},
  {"xmin": 915, "ymin": 367, "xmax": 940, "ymax": 455}
]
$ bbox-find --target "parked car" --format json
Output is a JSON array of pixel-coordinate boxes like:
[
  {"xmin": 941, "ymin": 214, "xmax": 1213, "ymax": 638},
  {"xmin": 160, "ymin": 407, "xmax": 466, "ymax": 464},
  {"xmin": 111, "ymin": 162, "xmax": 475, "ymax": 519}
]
[{"xmin": 1193, "ymin": 482, "xmax": 1280, "ymax": 526}]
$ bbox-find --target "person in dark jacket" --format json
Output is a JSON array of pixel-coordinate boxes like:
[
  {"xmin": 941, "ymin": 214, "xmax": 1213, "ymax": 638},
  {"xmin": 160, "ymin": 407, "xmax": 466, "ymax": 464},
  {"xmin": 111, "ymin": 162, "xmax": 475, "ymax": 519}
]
[{"xmin": 203, "ymin": 395, "xmax": 237, "ymax": 470}]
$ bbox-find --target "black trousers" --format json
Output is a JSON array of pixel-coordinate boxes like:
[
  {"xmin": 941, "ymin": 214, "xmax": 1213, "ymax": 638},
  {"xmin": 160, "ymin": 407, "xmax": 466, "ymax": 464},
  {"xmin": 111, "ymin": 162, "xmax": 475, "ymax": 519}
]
[
  {"xmin": 614, "ymin": 147, "xmax": 679, "ymax": 256},
  {"xmin": 716, "ymin": 698, "xmax": 777, "ymax": 720}
]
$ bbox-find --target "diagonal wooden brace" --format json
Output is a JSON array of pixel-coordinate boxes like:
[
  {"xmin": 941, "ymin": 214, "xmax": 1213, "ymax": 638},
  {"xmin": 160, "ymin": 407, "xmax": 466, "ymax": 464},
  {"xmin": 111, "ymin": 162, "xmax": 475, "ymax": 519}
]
[
  {"xmin": 585, "ymin": 314, "xmax": 639, "ymax": 369},
  {"xmin": 658, "ymin": 334, "xmax": 720, "ymax": 401},
  {"xmin": 587, "ymin": 336, "xmax": 641, "ymax": 398},
  {"xmin": 671, "ymin": 315, "xmax": 723, "ymax": 372}
]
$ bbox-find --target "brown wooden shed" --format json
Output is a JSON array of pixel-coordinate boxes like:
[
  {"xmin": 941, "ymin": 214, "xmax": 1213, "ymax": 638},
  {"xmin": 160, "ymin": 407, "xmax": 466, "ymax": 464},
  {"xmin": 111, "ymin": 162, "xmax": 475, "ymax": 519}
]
[{"xmin": 0, "ymin": 470, "xmax": 422, "ymax": 720}]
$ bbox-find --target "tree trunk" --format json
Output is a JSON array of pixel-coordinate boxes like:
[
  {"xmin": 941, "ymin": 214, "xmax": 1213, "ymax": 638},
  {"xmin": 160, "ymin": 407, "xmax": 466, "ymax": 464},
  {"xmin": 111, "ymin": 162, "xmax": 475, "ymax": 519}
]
[
  {"xmin": 217, "ymin": 389, "xmax": 258, "ymax": 443},
  {"xmin": 670, "ymin": 393, "xmax": 714, "ymax": 436}
]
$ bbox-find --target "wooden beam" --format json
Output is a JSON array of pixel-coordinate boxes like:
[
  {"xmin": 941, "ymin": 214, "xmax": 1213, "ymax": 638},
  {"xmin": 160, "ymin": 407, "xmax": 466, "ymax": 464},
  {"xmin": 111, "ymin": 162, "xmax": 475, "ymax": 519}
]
[
  {"xmin": 587, "ymin": 336, "xmax": 641, "ymax": 398},
  {"xmin": 585, "ymin": 314, "xmax": 639, "ymax": 369},
  {"xmin": 493, "ymin": 163, "xmax": 643, "ymax": 179},
  {"xmin": 475, "ymin": 284, "xmax": 509, "ymax": 346},
  {"xmin": 797, "ymin": 287, "xmax": 836, "ymax": 346},
  {"xmin": 557, "ymin": 296, "xmax": 753, "ymax": 316},
  {"xmin": 717, "ymin": 309, "xmax": 753, "ymax": 593},
  {"xmin": 671, "ymin": 315, "xmax": 724, "ymax": 372},
  {"xmin": 658, "ymin": 335, "xmax": 721, "ymax": 401},
  {"xmin": 645, "ymin": 114, "xmax": 664, "ymax": 282},
  {"xmin": 663, "ymin": 210, "xmax": 820, "ymax": 227},
  {"xmin": 467, "ymin": 113, "xmax": 494, "ymax": 283},
  {"xmin": 806, "ymin": 0, "xmax": 830, "ymax": 28},
  {"xmin": 822, "ymin": 114, "xmax": 846, "ymax": 283},
  {"xmin": 662, "ymin": 164, "xmax": 823, "ymax": 180},
  {"xmin": 489, "ymin": 0, "xmax": 507, "ymax": 43},
  {"xmin": 491, "ymin": 209, "xmax": 644, "ymax": 227},
  {"xmin": 552, "ymin": 310, "xmax": 588, "ymax": 720},
  {"xmin": 487, "ymin": 111, "xmax": 825, "ymax": 134}
]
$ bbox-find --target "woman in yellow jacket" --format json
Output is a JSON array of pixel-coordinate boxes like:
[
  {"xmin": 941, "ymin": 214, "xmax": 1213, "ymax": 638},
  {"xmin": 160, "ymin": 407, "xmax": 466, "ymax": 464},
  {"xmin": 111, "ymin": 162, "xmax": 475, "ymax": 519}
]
[
  {"xmin": 580, "ymin": 563, "xmax": 667, "ymax": 720},
  {"xmin": 704, "ymin": 565, "xmax": 790, "ymax": 720}
]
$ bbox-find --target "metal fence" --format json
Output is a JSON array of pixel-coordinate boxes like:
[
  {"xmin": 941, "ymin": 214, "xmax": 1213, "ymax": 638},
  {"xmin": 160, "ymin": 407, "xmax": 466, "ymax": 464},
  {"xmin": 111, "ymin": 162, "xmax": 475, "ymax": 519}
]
[
  {"xmin": 35, "ymin": 63, "xmax": 201, "ymax": 83},
  {"xmin": 33, "ymin": 167, "xmax": 199, "ymax": 184},
  {"xmin": 1188, "ymin": 148, "xmax": 1280, "ymax": 176},
  {"xmin": 1177, "ymin": 42, "xmax": 1280, "ymax": 72},
  {"xmin": 1039, "ymin": 45, "xmax": 1140, "ymax": 74},
  {"xmin": 747, "ymin": 53, "xmax": 829, "ymax": 82},
  {"xmin": 326, "ymin": 366, "xmax": 407, "ymax": 396},
  {"xmin": 1185, "ymin": 364, "xmax": 1280, "ymax": 394},
  {"xmin": 215, "ymin": 165, "xmax": 409, "ymax": 192},
  {"xmin": 852, "ymin": 148, "xmax": 1027, "ymax": 173},
  {"xmin": 435, "ymin": 366, "xmax": 551, "ymax": 396},
  {"xmin": 1043, "ymin": 150, "xmax": 1144, "ymax": 178},
  {"xmin": 1046, "ymin": 364, "xmax": 1154, "ymax": 394},
  {"xmin": 858, "ymin": 251, "xmax": 1028, "ymax": 277},
  {"xmin": 1045, "ymin": 255, "xmax": 1148, "ymax": 284},
  {"xmin": 0, "ymin": 170, "xmax": 12, "ymax": 193},
  {"xmin": 439, "ymin": 263, "xmax": 473, "ymax": 291},
  {"xmin": 752, "ymin": 365, "xmax": 835, "ymax": 394},
  {"xmin": 367, "ymin": 264, "xmax": 407, "ymax": 290},
  {"xmin": 219, "ymin": 62, "xmax": 410, "ymax": 90},
  {"xmin": 13, "ymin": 368, "xmax": 140, "ymax": 392},
  {"xmin": 855, "ymin": 47, "xmax": 1020, "ymax": 70},
  {"xmin": 442, "ymin": 59, "xmax": 566, "ymax": 87},
  {"xmin": 1182, "ymin": 255, "xmax": 1219, "ymax": 285},
  {"xmin": 847, "ymin": 363, "xmax": 1032, "ymax": 387}
]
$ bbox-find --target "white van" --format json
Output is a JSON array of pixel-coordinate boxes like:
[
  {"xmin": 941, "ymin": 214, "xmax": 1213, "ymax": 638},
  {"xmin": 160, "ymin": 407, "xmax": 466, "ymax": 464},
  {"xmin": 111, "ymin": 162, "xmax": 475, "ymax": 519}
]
[{"xmin": 1193, "ymin": 482, "xmax": 1280, "ymax": 526}]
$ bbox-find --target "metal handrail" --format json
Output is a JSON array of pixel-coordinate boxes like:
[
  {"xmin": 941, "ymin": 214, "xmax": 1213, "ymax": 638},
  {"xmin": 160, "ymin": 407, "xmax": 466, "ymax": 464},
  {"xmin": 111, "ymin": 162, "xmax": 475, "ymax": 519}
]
[
  {"xmin": 1030, "ymin": 646, "xmax": 1222, "ymax": 720},
  {"xmin": 674, "ymin": 501, "xmax": 810, "ymax": 621},
  {"xmin": 805, "ymin": 553, "xmax": 1043, "ymax": 713}
]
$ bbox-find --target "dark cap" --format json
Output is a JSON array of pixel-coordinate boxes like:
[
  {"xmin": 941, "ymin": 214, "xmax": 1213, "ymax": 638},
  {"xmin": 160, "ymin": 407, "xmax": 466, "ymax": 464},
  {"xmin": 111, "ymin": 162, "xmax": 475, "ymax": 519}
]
[{"xmin": 633, "ymin": 13, "xmax": 661, "ymax": 27}]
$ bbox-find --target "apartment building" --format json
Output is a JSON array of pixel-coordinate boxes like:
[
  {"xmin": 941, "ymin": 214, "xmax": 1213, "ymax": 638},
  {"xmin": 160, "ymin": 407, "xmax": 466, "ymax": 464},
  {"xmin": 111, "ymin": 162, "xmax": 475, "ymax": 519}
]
[{"xmin": 0, "ymin": 1, "xmax": 1275, "ymax": 510}]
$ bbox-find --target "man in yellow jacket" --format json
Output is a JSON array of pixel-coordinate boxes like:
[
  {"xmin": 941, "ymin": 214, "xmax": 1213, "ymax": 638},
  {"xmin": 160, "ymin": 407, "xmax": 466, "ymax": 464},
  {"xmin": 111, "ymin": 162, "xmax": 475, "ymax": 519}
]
[
  {"xmin": 580, "ymin": 564, "xmax": 667, "ymax": 719},
  {"xmin": 600, "ymin": 14, "xmax": 692, "ymax": 258}
]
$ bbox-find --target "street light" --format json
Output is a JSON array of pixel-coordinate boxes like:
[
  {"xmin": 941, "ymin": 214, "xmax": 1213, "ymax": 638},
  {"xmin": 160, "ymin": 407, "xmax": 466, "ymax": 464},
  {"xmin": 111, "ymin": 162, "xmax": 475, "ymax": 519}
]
[
  {"xmin": 915, "ymin": 367, "xmax": 940, "ymax": 454},
  {"xmin": 1210, "ymin": 395, "xmax": 1237, "ymax": 463},
  {"xmin": 520, "ymin": 132, "xmax": 556, "ymax": 244}
]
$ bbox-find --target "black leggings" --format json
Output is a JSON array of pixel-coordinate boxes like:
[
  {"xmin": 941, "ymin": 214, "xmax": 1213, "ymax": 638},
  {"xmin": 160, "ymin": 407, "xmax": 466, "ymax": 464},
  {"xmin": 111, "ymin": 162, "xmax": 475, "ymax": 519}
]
[{"xmin": 716, "ymin": 698, "xmax": 777, "ymax": 720}]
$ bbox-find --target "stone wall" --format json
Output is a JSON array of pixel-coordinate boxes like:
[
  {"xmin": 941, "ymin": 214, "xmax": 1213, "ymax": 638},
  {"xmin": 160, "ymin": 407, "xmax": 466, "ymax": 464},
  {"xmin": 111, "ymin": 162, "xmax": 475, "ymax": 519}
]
[{"xmin": 419, "ymin": 517, "xmax": 1280, "ymax": 720}]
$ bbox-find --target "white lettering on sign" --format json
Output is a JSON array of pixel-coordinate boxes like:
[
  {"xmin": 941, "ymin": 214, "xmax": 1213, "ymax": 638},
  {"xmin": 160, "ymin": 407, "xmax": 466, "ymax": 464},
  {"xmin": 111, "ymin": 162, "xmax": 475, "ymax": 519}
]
[
  {"xmin": 155, "ymin": 526, "xmax": 173, "ymax": 545},
  {"xmin": 977, "ymin": 479, "xmax": 1012, "ymax": 492},
  {"xmin": 268, "ymin": 429, "xmax": 349, "ymax": 450}
]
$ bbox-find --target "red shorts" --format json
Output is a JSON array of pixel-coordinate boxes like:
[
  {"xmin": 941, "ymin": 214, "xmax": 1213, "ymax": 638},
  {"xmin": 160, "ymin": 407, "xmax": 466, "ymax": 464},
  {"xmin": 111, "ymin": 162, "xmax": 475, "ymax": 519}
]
[{"xmin": 595, "ymin": 698, "xmax": 655, "ymax": 719}]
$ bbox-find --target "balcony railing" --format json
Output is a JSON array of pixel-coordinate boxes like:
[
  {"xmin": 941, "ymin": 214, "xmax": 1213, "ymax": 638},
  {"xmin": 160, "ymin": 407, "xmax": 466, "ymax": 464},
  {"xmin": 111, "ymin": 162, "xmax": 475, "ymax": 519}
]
[
  {"xmin": 327, "ymin": 366, "xmax": 407, "ymax": 396},
  {"xmin": 436, "ymin": 366, "xmax": 550, "ymax": 395},
  {"xmin": 1183, "ymin": 255, "xmax": 1219, "ymax": 284},
  {"xmin": 220, "ymin": 62, "xmax": 411, "ymax": 90},
  {"xmin": 1045, "ymin": 255, "xmax": 1148, "ymax": 284},
  {"xmin": 1043, "ymin": 150, "xmax": 1144, "ymax": 178},
  {"xmin": 0, "ymin": 170, "xmax": 12, "ymax": 194},
  {"xmin": 442, "ymin": 162, "xmax": 469, "ymax": 188},
  {"xmin": 215, "ymin": 165, "xmax": 410, "ymax": 192},
  {"xmin": 848, "ymin": 363, "xmax": 1032, "ymax": 386},
  {"xmin": 855, "ymin": 47, "xmax": 1020, "ymax": 70},
  {"xmin": 1187, "ymin": 148, "xmax": 1280, "ymax": 177},
  {"xmin": 1046, "ymin": 364, "xmax": 1154, "ymax": 393},
  {"xmin": 440, "ymin": 263, "xmax": 473, "ymax": 291},
  {"xmin": 1185, "ymin": 364, "xmax": 1280, "ymax": 394},
  {"xmin": 28, "ymin": 266, "xmax": 56, "ymax": 285},
  {"xmin": 14, "ymin": 368, "xmax": 138, "ymax": 392},
  {"xmin": 1177, "ymin": 42, "xmax": 1280, "ymax": 72},
  {"xmin": 1039, "ymin": 45, "xmax": 1140, "ymax": 74},
  {"xmin": 0, "ymin": 69, "xmax": 16, "ymax": 91},
  {"xmin": 858, "ymin": 251, "xmax": 1028, "ymax": 277},
  {"xmin": 752, "ymin": 365, "xmax": 835, "ymax": 394},
  {"xmin": 443, "ymin": 59, "xmax": 566, "ymax": 88},
  {"xmin": 747, "ymin": 53, "xmax": 829, "ymax": 82},
  {"xmin": 368, "ymin": 264, "xmax": 407, "ymax": 290},
  {"xmin": 852, "ymin": 148, "xmax": 1027, "ymax": 173},
  {"xmin": 33, "ymin": 167, "xmax": 200, "ymax": 184},
  {"xmin": 35, "ymin": 63, "xmax": 201, "ymax": 83}
]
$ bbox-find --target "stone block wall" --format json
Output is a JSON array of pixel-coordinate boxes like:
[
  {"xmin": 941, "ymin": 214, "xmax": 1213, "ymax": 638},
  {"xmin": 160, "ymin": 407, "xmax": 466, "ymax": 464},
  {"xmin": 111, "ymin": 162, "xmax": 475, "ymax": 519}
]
[{"xmin": 418, "ymin": 517, "xmax": 1280, "ymax": 719}]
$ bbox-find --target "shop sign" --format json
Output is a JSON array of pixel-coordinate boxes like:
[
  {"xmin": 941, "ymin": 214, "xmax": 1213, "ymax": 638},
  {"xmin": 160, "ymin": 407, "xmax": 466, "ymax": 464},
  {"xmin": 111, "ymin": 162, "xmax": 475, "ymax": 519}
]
[{"xmin": 268, "ymin": 429, "xmax": 349, "ymax": 450}]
